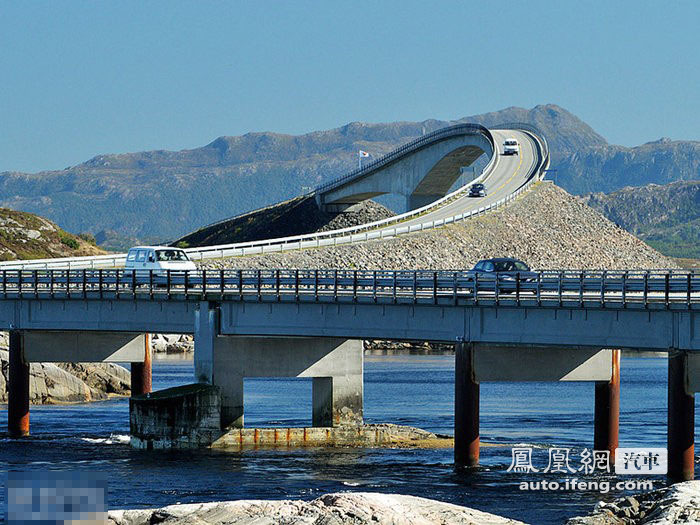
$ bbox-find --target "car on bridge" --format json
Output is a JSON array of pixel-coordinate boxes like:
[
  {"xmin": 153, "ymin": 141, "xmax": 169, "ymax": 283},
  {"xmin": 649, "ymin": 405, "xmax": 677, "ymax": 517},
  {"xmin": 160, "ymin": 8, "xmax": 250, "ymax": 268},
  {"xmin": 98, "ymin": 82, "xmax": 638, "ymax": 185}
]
[
  {"xmin": 466, "ymin": 258, "xmax": 538, "ymax": 291},
  {"xmin": 503, "ymin": 138, "xmax": 519, "ymax": 155},
  {"xmin": 124, "ymin": 246, "xmax": 197, "ymax": 277},
  {"xmin": 469, "ymin": 183, "xmax": 487, "ymax": 197}
]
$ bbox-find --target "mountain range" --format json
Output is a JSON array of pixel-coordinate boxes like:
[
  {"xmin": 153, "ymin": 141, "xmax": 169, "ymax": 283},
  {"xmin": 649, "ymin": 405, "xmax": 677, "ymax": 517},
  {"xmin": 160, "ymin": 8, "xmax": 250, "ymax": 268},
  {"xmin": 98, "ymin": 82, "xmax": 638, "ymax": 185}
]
[
  {"xmin": 583, "ymin": 180, "xmax": 700, "ymax": 259},
  {"xmin": 1, "ymin": 104, "xmax": 698, "ymax": 246}
]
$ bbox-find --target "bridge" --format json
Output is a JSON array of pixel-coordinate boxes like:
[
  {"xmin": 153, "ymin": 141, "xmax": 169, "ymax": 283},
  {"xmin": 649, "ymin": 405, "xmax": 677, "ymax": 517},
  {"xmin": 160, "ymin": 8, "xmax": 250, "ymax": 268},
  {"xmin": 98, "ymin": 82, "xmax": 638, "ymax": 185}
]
[{"xmin": 1, "ymin": 124, "xmax": 699, "ymax": 482}]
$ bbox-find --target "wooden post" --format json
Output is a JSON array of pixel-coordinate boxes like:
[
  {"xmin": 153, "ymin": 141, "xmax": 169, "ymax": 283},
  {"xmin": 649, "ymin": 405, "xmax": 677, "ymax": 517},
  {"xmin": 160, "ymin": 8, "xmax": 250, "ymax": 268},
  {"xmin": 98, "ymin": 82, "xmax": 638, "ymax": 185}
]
[
  {"xmin": 130, "ymin": 333, "xmax": 152, "ymax": 396},
  {"xmin": 8, "ymin": 330, "xmax": 30, "ymax": 437},
  {"xmin": 668, "ymin": 351, "xmax": 694, "ymax": 481},
  {"xmin": 455, "ymin": 342, "xmax": 480, "ymax": 467},
  {"xmin": 594, "ymin": 349, "xmax": 620, "ymax": 460}
]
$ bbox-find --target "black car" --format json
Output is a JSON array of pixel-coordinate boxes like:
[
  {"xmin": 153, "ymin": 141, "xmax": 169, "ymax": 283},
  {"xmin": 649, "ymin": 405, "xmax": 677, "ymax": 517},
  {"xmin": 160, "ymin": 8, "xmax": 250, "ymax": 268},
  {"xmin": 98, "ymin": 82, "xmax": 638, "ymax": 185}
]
[
  {"xmin": 466, "ymin": 257, "xmax": 538, "ymax": 288},
  {"xmin": 469, "ymin": 183, "xmax": 487, "ymax": 197}
]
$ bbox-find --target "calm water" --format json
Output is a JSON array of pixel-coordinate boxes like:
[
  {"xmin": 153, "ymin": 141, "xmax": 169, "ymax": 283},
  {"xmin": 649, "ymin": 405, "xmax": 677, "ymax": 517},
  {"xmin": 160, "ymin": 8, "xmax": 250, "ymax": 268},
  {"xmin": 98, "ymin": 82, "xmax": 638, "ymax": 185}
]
[{"xmin": 0, "ymin": 354, "xmax": 690, "ymax": 524}]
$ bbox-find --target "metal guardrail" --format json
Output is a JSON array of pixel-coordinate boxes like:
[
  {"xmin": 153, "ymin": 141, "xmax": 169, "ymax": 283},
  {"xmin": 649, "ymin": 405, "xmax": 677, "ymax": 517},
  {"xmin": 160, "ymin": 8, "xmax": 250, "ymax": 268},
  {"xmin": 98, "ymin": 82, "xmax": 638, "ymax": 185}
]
[
  {"xmin": 0, "ymin": 124, "xmax": 547, "ymax": 270},
  {"xmin": 0, "ymin": 269, "xmax": 697, "ymax": 309}
]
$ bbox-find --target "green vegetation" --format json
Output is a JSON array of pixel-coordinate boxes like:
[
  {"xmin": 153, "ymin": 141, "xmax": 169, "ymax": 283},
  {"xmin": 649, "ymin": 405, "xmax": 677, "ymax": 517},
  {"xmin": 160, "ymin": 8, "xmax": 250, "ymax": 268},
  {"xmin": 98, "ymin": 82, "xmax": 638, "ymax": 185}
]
[{"xmin": 59, "ymin": 234, "xmax": 80, "ymax": 250}]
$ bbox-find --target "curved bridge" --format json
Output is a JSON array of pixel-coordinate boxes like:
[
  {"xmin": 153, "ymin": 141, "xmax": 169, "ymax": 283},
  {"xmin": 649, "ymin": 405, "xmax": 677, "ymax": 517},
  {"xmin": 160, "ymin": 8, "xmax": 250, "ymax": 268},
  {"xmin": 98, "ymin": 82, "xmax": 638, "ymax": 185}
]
[
  {"xmin": 317, "ymin": 123, "xmax": 495, "ymax": 212},
  {"xmin": 0, "ymin": 124, "xmax": 548, "ymax": 269}
]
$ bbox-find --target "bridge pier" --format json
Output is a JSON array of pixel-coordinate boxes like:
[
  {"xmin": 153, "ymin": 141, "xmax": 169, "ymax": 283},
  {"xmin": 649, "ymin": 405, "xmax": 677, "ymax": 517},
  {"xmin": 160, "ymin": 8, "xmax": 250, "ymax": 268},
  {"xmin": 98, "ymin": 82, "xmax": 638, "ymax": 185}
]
[
  {"xmin": 594, "ymin": 349, "xmax": 620, "ymax": 459},
  {"xmin": 455, "ymin": 345, "xmax": 616, "ymax": 468},
  {"xmin": 668, "ymin": 350, "xmax": 695, "ymax": 481},
  {"xmin": 194, "ymin": 303, "xmax": 363, "ymax": 429},
  {"xmin": 8, "ymin": 330, "xmax": 30, "ymax": 438},
  {"xmin": 454, "ymin": 342, "xmax": 479, "ymax": 468},
  {"xmin": 130, "ymin": 333, "xmax": 152, "ymax": 396}
]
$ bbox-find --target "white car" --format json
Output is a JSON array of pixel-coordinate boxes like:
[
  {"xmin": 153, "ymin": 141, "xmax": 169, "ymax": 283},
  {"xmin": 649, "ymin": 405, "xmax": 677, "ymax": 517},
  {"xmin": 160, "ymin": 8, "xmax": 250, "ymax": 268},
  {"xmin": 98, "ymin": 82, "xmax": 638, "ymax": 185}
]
[
  {"xmin": 124, "ymin": 246, "xmax": 196, "ymax": 276},
  {"xmin": 503, "ymin": 138, "xmax": 519, "ymax": 155}
]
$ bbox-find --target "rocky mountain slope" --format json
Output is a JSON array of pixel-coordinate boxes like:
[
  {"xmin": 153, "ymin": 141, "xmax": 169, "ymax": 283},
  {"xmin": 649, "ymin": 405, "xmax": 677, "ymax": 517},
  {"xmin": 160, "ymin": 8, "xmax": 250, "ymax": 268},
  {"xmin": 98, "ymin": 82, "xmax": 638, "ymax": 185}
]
[
  {"xmin": 200, "ymin": 183, "xmax": 676, "ymax": 271},
  {"xmin": 0, "ymin": 208, "xmax": 105, "ymax": 261},
  {"xmin": 3, "ymin": 104, "xmax": 698, "ymax": 244},
  {"xmin": 583, "ymin": 180, "xmax": 700, "ymax": 258}
]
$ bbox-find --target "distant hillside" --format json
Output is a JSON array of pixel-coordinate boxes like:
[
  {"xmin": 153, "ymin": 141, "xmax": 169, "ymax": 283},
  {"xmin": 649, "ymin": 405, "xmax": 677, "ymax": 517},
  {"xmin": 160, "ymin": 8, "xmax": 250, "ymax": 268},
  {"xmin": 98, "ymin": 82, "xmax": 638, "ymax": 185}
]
[
  {"xmin": 583, "ymin": 180, "xmax": 700, "ymax": 258},
  {"xmin": 0, "ymin": 208, "xmax": 106, "ymax": 261},
  {"xmin": 1, "ymin": 104, "xmax": 698, "ymax": 243}
]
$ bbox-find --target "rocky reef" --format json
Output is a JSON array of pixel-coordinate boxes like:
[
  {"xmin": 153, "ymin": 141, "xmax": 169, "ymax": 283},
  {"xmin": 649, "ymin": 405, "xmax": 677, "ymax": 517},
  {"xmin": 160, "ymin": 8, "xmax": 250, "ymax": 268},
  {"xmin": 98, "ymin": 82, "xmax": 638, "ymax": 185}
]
[
  {"xmin": 567, "ymin": 481, "xmax": 700, "ymax": 524},
  {"xmin": 108, "ymin": 492, "xmax": 525, "ymax": 525}
]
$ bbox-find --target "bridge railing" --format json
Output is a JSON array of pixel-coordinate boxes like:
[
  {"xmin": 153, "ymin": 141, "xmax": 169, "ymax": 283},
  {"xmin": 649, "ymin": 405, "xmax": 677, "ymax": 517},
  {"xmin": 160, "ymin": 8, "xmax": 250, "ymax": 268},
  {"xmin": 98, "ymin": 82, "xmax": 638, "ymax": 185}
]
[
  {"xmin": 0, "ymin": 125, "xmax": 546, "ymax": 270},
  {"xmin": 0, "ymin": 268, "xmax": 697, "ymax": 308}
]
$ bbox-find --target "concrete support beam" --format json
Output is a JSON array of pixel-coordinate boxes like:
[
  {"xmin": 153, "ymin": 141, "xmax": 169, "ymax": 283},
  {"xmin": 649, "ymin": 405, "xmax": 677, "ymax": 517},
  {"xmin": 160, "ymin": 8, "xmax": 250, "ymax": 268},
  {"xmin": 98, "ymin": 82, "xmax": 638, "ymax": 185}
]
[
  {"xmin": 209, "ymin": 336, "xmax": 363, "ymax": 429},
  {"xmin": 668, "ymin": 351, "xmax": 695, "ymax": 481},
  {"xmin": 130, "ymin": 333, "xmax": 152, "ymax": 397},
  {"xmin": 194, "ymin": 301, "xmax": 218, "ymax": 384},
  {"xmin": 8, "ymin": 330, "xmax": 30, "ymax": 438},
  {"xmin": 22, "ymin": 331, "xmax": 146, "ymax": 363},
  {"xmin": 472, "ymin": 345, "xmax": 613, "ymax": 382},
  {"xmin": 594, "ymin": 350, "xmax": 620, "ymax": 459},
  {"xmin": 455, "ymin": 343, "xmax": 479, "ymax": 468}
]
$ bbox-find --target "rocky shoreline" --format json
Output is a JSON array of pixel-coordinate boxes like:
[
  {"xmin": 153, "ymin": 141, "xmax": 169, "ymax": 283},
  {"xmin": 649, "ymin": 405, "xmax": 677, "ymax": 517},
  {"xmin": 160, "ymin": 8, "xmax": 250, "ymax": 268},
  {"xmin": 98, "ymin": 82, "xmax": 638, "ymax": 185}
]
[
  {"xmin": 567, "ymin": 480, "xmax": 700, "ymax": 524},
  {"xmin": 106, "ymin": 480, "xmax": 700, "ymax": 524},
  {"xmin": 108, "ymin": 492, "xmax": 525, "ymax": 525}
]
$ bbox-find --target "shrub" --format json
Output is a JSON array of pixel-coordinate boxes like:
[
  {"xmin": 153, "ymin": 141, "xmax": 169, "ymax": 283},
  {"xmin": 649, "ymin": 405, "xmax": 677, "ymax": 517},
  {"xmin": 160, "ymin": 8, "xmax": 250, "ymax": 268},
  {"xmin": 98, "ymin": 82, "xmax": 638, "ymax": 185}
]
[
  {"xmin": 78, "ymin": 232, "xmax": 97, "ymax": 245},
  {"xmin": 60, "ymin": 234, "xmax": 80, "ymax": 250}
]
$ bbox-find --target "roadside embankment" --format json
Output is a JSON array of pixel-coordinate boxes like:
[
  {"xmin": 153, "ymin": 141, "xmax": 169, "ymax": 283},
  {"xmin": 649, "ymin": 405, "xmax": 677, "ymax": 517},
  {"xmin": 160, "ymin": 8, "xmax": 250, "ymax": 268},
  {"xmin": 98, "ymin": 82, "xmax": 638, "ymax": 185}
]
[
  {"xmin": 108, "ymin": 492, "xmax": 526, "ymax": 525},
  {"xmin": 199, "ymin": 183, "xmax": 677, "ymax": 271}
]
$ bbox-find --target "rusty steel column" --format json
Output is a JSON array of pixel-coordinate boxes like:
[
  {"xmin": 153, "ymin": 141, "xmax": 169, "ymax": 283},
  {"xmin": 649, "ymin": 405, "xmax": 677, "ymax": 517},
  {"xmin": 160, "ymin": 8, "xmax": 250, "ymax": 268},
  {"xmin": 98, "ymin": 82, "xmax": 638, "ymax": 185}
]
[
  {"xmin": 8, "ymin": 330, "xmax": 30, "ymax": 438},
  {"xmin": 594, "ymin": 349, "xmax": 620, "ymax": 460},
  {"xmin": 668, "ymin": 351, "xmax": 695, "ymax": 481},
  {"xmin": 130, "ymin": 334, "xmax": 152, "ymax": 396},
  {"xmin": 455, "ymin": 342, "xmax": 480, "ymax": 467}
]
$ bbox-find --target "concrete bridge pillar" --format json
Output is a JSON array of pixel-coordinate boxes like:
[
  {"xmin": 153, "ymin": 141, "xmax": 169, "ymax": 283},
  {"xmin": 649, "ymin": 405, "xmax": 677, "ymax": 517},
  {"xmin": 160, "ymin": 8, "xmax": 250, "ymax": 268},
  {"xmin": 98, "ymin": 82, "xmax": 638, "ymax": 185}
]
[
  {"xmin": 8, "ymin": 330, "xmax": 30, "ymax": 438},
  {"xmin": 594, "ymin": 349, "xmax": 620, "ymax": 460},
  {"xmin": 455, "ymin": 344, "xmax": 616, "ymax": 468},
  {"xmin": 193, "ymin": 306, "xmax": 364, "ymax": 430},
  {"xmin": 208, "ymin": 337, "xmax": 363, "ymax": 429},
  {"xmin": 130, "ymin": 334, "xmax": 152, "ymax": 396},
  {"xmin": 454, "ymin": 342, "xmax": 479, "ymax": 468},
  {"xmin": 668, "ymin": 350, "xmax": 695, "ymax": 481}
]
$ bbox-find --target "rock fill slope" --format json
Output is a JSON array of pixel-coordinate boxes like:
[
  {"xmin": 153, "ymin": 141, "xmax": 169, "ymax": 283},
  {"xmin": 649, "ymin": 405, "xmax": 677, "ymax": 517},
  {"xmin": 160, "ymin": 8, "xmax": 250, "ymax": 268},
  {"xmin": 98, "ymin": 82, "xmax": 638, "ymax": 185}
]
[{"xmin": 200, "ymin": 183, "xmax": 676, "ymax": 271}]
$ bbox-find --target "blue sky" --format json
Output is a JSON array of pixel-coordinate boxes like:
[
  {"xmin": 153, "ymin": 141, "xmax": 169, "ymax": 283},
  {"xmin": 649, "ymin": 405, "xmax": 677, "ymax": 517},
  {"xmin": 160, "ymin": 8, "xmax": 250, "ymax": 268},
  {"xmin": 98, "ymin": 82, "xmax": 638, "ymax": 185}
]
[{"xmin": 1, "ymin": 1, "xmax": 698, "ymax": 172}]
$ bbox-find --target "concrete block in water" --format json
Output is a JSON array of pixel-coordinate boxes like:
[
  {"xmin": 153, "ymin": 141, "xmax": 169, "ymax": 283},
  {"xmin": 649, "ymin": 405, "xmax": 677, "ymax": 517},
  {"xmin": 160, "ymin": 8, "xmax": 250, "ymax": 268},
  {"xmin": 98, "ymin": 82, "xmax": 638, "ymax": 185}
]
[{"xmin": 130, "ymin": 383, "xmax": 221, "ymax": 449}]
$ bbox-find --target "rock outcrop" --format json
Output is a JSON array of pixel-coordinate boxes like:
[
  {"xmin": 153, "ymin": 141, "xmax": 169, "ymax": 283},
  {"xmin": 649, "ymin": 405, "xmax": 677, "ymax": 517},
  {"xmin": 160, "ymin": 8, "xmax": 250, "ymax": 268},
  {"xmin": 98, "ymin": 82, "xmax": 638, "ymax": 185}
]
[
  {"xmin": 567, "ymin": 481, "xmax": 700, "ymax": 524},
  {"xmin": 108, "ymin": 492, "xmax": 525, "ymax": 525},
  {"xmin": 0, "ymin": 333, "xmax": 130, "ymax": 404},
  {"xmin": 200, "ymin": 183, "xmax": 677, "ymax": 271},
  {"xmin": 0, "ymin": 207, "xmax": 105, "ymax": 261}
]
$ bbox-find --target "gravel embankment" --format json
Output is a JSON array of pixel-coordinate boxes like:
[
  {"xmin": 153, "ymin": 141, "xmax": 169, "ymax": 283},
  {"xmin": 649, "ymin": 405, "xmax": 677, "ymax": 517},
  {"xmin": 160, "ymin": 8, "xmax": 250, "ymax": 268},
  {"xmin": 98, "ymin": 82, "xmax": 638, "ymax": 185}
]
[{"xmin": 200, "ymin": 183, "xmax": 677, "ymax": 271}]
